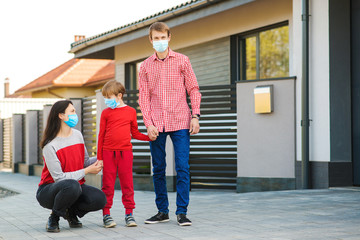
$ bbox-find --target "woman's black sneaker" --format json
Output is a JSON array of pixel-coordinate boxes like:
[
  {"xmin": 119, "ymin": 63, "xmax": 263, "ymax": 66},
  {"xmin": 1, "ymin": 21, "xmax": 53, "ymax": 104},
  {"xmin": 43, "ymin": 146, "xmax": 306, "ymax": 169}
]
[
  {"xmin": 144, "ymin": 212, "xmax": 169, "ymax": 224},
  {"xmin": 65, "ymin": 209, "xmax": 82, "ymax": 228},
  {"xmin": 46, "ymin": 212, "xmax": 60, "ymax": 232},
  {"xmin": 177, "ymin": 214, "xmax": 192, "ymax": 226}
]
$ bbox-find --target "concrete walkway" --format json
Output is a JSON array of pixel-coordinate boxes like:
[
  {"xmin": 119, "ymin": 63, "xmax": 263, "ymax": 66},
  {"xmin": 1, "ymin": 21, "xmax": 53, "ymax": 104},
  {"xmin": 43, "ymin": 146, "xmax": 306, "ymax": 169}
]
[{"xmin": 0, "ymin": 172, "xmax": 359, "ymax": 240}]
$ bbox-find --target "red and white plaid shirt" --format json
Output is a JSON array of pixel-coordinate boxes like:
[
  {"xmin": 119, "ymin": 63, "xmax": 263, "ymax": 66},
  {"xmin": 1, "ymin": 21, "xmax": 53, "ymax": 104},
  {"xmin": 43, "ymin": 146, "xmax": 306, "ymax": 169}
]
[{"xmin": 138, "ymin": 49, "xmax": 201, "ymax": 132}]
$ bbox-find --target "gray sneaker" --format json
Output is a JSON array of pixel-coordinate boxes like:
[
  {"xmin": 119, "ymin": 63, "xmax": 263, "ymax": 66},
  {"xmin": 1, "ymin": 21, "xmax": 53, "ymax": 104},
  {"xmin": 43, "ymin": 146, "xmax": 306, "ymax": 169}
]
[
  {"xmin": 125, "ymin": 214, "xmax": 137, "ymax": 227},
  {"xmin": 103, "ymin": 215, "xmax": 116, "ymax": 228}
]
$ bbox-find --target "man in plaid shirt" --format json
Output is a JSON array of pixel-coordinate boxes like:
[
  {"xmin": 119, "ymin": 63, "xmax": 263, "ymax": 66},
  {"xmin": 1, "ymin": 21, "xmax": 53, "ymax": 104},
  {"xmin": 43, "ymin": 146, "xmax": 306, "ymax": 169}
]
[{"xmin": 139, "ymin": 22, "xmax": 201, "ymax": 226}]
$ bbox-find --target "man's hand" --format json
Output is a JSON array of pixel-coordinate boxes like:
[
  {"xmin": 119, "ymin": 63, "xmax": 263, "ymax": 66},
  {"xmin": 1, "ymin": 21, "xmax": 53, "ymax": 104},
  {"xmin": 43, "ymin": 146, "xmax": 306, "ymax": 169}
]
[
  {"xmin": 149, "ymin": 135, "xmax": 157, "ymax": 141},
  {"xmin": 189, "ymin": 118, "xmax": 200, "ymax": 135},
  {"xmin": 147, "ymin": 125, "xmax": 159, "ymax": 140}
]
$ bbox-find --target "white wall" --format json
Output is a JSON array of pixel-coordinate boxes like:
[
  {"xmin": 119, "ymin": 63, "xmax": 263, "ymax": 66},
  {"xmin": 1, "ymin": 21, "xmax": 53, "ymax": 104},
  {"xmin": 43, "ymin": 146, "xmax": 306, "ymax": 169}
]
[
  {"xmin": 0, "ymin": 98, "xmax": 60, "ymax": 119},
  {"xmin": 115, "ymin": 62, "xmax": 125, "ymax": 85},
  {"xmin": 293, "ymin": 0, "xmax": 330, "ymax": 162}
]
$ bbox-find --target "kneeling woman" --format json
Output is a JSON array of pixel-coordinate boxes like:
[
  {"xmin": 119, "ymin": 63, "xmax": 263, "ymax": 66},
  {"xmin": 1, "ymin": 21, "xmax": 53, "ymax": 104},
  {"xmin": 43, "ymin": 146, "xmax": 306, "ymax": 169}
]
[{"xmin": 36, "ymin": 100, "xmax": 106, "ymax": 232}]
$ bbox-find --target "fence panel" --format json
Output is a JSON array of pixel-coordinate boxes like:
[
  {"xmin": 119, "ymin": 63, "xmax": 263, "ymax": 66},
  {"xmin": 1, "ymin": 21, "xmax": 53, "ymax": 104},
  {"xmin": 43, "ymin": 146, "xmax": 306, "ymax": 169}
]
[
  {"xmin": 124, "ymin": 90, "xmax": 151, "ymax": 175},
  {"xmin": 38, "ymin": 110, "xmax": 43, "ymax": 164},
  {"xmin": 3, "ymin": 118, "xmax": 12, "ymax": 168},
  {"xmin": 189, "ymin": 84, "xmax": 237, "ymax": 190},
  {"xmin": 82, "ymin": 96, "xmax": 97, "ymax": 157}
]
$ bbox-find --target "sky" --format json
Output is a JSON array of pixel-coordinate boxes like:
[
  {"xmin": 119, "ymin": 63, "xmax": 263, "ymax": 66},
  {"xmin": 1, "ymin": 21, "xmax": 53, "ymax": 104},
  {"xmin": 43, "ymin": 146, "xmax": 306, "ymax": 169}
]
[{"xmin": 0, "ymin": 0, "xmax": 187, "ymax": 97}]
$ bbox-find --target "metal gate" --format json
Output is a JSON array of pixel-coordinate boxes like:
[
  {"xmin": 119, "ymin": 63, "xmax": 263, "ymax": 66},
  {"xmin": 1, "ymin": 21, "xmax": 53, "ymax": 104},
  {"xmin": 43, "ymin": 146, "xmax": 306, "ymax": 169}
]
[{"xmin": 189, "ymin": 84, "xmax": 237, "ymax": 190}]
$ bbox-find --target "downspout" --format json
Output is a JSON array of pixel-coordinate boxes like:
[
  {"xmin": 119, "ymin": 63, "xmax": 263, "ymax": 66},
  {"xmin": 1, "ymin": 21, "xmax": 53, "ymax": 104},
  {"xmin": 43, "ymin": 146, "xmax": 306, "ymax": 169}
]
[{"xmin": 301, "ymin": 0, "xmax": 311, "ymax": 189}]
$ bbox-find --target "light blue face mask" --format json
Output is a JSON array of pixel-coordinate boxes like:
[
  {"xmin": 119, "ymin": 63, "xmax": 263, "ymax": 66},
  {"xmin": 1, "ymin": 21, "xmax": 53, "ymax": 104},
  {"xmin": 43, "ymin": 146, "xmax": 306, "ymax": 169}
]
[
  {"xmin": 153, "ymin": 40, "xmax": 168, "ymax": 53},
  {"xmin": 64, "ymin": 114, "xmax": 78, "ymax": 128},
  {"xmin": 104, "ymin": 98, "xmax": 120, "ymax": 109}
]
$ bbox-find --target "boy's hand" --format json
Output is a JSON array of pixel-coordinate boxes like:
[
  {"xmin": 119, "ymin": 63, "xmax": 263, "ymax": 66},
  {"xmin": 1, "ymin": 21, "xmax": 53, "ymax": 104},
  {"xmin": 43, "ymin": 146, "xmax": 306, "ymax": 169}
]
[{"xmin": 149, "ymin": 135, "xmax": 157, "ymax": 141}]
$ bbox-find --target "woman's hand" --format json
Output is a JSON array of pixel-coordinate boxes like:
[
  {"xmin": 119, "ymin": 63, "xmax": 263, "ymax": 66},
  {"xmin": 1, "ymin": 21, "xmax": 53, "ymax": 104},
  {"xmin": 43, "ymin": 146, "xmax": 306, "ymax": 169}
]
[
  {"xmin": 84, "ymin": 160, "xmax": 103, "ymax": 174},
  {"xmin": 96, "ymin": 160, "xmax": 103, "ymax": 168}
]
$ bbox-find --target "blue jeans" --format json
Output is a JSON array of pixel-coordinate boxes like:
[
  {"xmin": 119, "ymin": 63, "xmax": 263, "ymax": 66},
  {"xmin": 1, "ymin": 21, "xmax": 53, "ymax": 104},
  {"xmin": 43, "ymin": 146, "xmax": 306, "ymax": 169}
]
[{"xmin": 150, "ymin": 129, "xmax": 190, "ymax": 215}]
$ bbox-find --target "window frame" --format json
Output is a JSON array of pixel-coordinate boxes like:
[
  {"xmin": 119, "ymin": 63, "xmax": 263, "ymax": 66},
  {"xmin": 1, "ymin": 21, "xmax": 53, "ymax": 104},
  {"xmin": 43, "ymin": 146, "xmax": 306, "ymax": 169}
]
[
  {"xmin": 231, "ymin": 21, "xmax": 289, "ymax": 82},
  {"xmin": 125, "ymin": 59, "xmax": 145, "ymax": 91}
]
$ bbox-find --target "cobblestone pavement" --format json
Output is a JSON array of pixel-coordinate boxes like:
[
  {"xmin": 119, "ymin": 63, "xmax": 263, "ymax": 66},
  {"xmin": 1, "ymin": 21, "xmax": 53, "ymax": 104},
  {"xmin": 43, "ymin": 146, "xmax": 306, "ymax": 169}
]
[{"xmin": 0, "ymin": 172, "xmax": 359, "ymax": 240}]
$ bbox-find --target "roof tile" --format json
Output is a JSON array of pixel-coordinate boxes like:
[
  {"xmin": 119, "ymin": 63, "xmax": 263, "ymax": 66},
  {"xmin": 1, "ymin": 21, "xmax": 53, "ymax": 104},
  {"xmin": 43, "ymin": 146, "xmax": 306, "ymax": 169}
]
[{"xmin": 15, "ymin": 59, "xmax": 114, "ymax": 94}]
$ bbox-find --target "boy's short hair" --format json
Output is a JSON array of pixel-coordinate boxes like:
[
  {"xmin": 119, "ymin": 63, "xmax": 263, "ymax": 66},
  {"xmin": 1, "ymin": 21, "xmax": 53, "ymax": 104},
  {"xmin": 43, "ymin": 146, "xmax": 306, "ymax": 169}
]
[
  {"xmin": 102, "ymin": 80, "xmax": 126, "ymax": 99},
  {"xmin": 149, "ymin": 22, "xmax": 170, "ymax": 40}
]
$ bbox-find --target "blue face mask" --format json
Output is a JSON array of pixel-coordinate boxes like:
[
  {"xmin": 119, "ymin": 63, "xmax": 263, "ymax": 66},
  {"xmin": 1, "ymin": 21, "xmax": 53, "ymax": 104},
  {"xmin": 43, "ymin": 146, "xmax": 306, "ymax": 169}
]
[
  {"xmin": 153, "ymin": 40, "xmax": 168, "ymax": 53},
  {"xmin": 105, "ymin": 98, "xmax": 120, "ymax": 109},
  {"xmin": 64, "ymin": 114, "xmax": 78, "ymax": 128}
]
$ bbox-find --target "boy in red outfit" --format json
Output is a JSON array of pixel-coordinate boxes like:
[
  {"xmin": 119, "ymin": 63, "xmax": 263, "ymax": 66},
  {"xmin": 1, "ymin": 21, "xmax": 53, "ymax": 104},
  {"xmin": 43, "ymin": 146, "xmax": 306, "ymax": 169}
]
[{"xmin": 97, "ymin": 80, "xmax": 154, "ymax": 228}]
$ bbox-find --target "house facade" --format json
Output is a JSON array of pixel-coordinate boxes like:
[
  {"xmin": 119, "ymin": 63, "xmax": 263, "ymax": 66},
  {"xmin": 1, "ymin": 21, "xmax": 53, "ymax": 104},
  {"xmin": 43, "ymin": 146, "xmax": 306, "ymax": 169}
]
[{"xmin": 69, "ymin": 0, "xmax": 359, "ymax": 191}]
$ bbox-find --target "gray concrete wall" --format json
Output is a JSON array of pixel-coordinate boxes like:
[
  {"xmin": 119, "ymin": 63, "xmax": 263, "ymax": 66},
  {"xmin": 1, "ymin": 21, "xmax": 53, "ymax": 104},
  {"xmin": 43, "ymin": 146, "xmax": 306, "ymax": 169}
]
[
  {"xmin": 42, "ymin": 105, "xmax": 52, "ymax": 133},
  {"xmin": 236, "ymin": 78, "xmax": 296, "ymax": 192},
  {"xmin": 25, "ymin": 110, "xmax": 38, "ymax": 166}
]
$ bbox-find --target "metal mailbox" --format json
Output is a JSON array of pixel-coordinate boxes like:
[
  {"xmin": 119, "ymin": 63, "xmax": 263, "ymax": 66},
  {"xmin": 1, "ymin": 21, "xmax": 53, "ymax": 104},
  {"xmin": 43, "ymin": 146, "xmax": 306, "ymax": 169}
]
[{"xmin": 254, "ymin": 85, "xmax": 273, "ymax": 113}]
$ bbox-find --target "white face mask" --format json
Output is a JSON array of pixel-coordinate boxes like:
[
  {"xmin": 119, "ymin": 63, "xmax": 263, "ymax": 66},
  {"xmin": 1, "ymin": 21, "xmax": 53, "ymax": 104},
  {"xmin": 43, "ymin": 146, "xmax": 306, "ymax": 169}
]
[{"xmin": 153, "ymin": 40, "xmax": 168, "ymax": 53}]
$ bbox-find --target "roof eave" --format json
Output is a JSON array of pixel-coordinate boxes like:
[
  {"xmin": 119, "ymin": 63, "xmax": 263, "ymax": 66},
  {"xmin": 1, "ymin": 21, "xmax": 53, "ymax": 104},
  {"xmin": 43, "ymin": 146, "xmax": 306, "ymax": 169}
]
[
  {"xmin": 69, "ymin": 0, "xmax": 214, "ymax": 54},
  {"xmin": 15, "ymin": 84, "xmax": 54, "ymax": 95}
]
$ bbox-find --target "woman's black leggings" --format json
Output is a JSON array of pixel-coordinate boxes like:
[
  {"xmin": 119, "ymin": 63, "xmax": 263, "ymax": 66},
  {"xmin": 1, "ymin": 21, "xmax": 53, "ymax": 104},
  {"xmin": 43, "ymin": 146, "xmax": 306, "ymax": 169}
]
[{"xmin": 36, "ymin": 179, "xmax": 106, "ymax": 218}]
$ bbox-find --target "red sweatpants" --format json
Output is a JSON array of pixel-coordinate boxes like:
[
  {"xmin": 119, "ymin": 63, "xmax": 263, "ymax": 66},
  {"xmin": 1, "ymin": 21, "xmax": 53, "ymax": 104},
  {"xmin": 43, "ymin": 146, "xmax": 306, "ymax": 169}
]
[{"xmin": 102, "ymin": 150, "xmax": 135, "ymax": 215}]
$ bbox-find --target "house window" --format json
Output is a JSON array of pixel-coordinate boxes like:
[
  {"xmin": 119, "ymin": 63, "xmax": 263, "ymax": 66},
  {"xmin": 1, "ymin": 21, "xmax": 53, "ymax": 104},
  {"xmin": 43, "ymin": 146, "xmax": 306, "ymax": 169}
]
[
  {"xmin": 232, "ymin": 23, "xmax": 289, "ymax": 81},
  {"xmin": 125, "ymin": 60, "xmax": 143, "ymax": 91}
]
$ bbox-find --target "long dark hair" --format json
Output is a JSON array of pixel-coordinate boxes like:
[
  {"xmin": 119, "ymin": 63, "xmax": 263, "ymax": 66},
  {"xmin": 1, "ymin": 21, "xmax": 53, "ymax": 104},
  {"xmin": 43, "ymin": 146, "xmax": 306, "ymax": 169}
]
[{"xmin": 40, "ymin": 100, "xmax": 73, "ymax": 148}]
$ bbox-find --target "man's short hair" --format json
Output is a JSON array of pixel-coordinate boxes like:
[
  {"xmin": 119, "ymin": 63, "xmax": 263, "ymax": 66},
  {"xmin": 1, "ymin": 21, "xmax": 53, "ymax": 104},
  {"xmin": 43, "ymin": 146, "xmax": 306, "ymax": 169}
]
[
  {"xmin": 102, "ymin": 80, "xmax": 126, "ymax": 99},
  {"xmin": 149, "ymin": 22, "xmax": 170, "ymax": 39}
]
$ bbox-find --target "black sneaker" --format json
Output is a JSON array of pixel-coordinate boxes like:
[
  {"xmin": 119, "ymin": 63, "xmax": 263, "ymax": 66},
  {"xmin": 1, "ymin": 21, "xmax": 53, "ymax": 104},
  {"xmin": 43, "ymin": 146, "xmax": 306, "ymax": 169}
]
[
  {"xmin": 46, "ymin": 212, "xmax": 60, "ymax": 232},
  {"xmin": 65, "ymin": 209, "xmax": 82, "ymax": 228},
  {"xmin": 144, "ymin": 212, "xmax": 169, "ymax": 224},
  {"xmin": 177, "ymin": 214, "xmax": 192, "ymax": 226}
]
